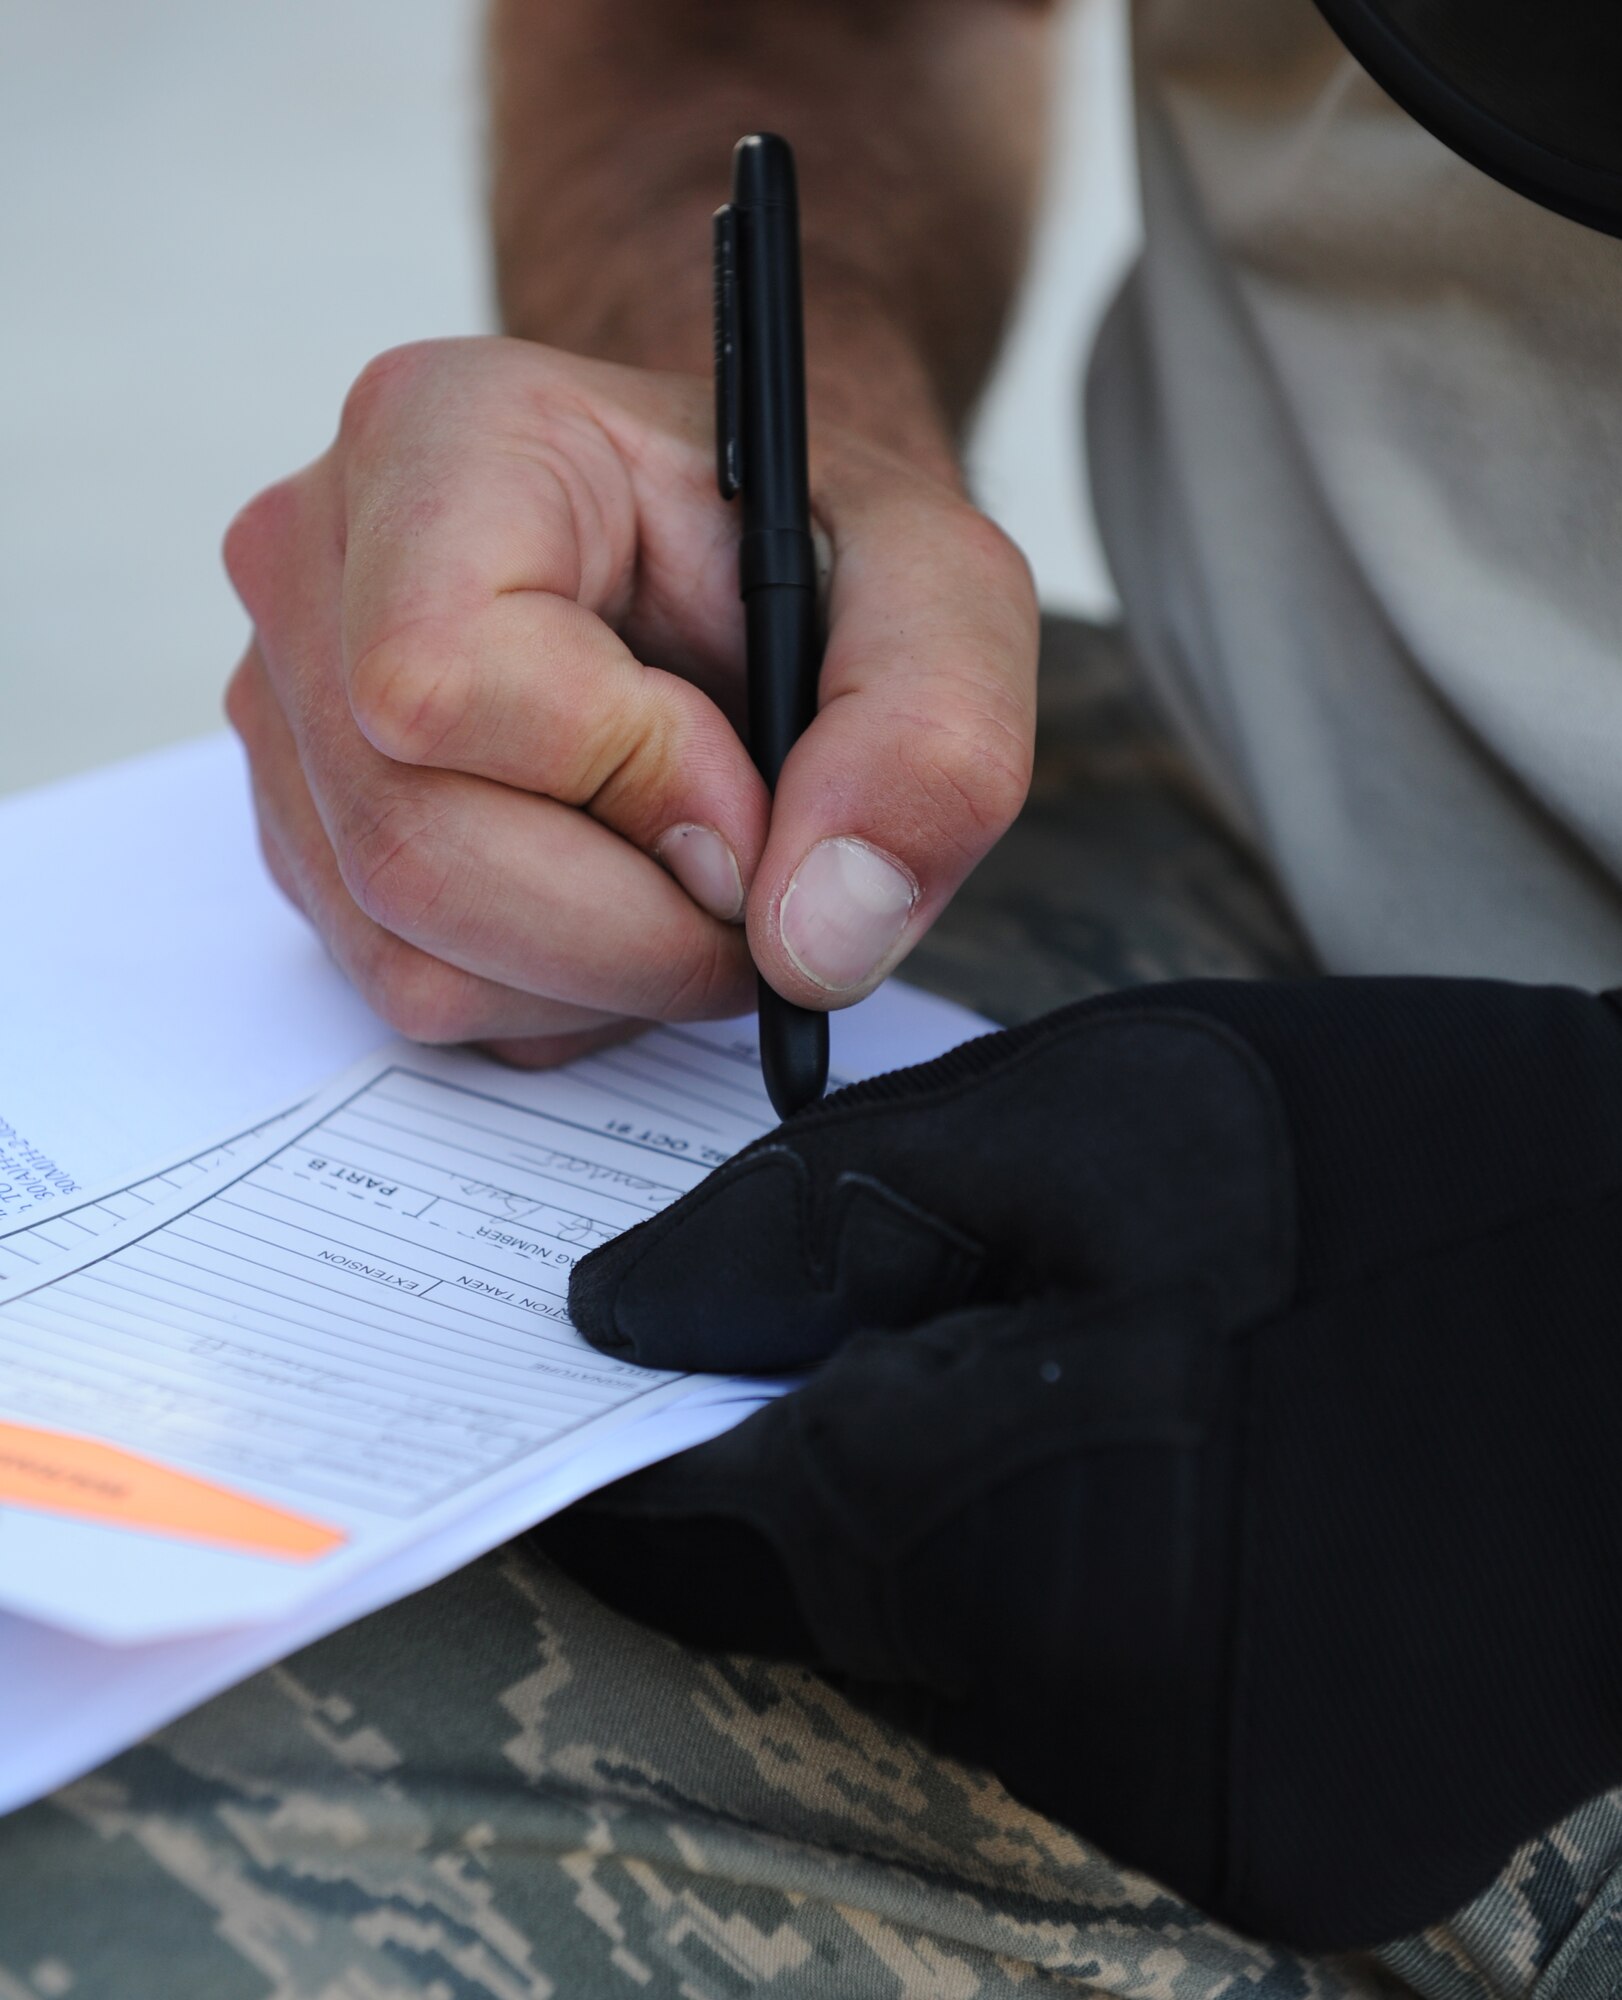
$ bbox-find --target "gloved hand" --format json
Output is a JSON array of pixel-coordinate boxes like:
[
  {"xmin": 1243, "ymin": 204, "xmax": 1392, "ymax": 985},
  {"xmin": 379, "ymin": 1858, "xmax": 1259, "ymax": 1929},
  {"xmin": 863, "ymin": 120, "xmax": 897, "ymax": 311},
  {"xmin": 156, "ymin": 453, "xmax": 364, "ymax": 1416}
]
[{"xmin": 537, "ymin": 978, "xmax": 1622, "ymax": 1950}]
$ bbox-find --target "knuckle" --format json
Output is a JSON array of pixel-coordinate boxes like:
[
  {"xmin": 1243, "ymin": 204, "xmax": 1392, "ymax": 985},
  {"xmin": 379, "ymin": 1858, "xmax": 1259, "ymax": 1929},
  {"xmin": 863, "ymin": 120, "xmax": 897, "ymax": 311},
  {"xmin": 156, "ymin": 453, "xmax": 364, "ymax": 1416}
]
[
  {"xmin": 222, "ymin": 656, "xmax": 255, "ymax": 739},
  {"xmin": 338, "ymin": 342, "xmax": 442, "ymax": 449},
  {"xmin": 896, "ymin": 507, "xmax": 1038, "ymax": 855},
  {"xmin": 641, "ymin": 922, "xmax": 747, "ymax": 1022},
  {"xmin": 356, "ymin": 936, "xmax": 484, "ymax": 1045},
  {"xmin": 222, "ymin": 482, "xmax": 295, "ymax": 618},
  {"xmin": 574, "ymin": 700, "xmax": 673, "ymax": 817},
  {"xmin": 512, "ymin": 683, "xmax": 604, "ymax": 803},
  {"xmin": 337, "ymin": 791, "xmax": 457, "ymax": 936},
  {"xmin": 956, "ymin": 503, "xmax": 1038, "ymax": 606},
  {"xmin": 222, "ymin": 651, "xmax": 282, "ymax": 764},
  {"xmin": 901, "ymin": 710, "xmax": 1033, "ymax": 854},
  {"xmin": 256, "ymin": 828, "xmax": 304, "ymax": 915},
  {"xmin": 349, "ymin": 627, "xmax": 464, "ymax": 766}
]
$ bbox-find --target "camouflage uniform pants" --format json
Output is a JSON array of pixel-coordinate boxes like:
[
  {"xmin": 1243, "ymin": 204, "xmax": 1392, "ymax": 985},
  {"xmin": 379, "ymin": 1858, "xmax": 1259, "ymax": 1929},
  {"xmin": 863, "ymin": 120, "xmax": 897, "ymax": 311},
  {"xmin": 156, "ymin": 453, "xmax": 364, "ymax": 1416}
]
[{"xmin": 3, "ymin": 623, "xmax": 1619, "ymax": 2000}]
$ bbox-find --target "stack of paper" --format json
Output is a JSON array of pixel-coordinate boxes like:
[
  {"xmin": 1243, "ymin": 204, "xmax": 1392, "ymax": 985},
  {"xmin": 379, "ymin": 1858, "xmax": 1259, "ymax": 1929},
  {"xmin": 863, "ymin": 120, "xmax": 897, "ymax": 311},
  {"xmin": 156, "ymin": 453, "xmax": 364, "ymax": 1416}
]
[{"xmin": 0, "ymin": 734, "xmax": 986, "ymax": 1813}]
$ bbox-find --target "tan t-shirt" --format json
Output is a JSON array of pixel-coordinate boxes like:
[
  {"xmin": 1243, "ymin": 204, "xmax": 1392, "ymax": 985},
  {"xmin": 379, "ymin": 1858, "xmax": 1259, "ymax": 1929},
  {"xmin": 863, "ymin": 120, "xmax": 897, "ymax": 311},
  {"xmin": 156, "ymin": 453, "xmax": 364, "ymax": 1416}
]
[{"xmin": 1088, "ymin": 0, "xmax": 1622, "ymax": 983}]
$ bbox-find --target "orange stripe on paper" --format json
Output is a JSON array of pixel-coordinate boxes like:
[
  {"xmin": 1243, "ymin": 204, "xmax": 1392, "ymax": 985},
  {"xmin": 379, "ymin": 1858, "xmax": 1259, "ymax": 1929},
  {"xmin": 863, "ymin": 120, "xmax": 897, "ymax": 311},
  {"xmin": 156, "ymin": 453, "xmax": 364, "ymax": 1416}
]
[{"xmin": 0, "ymin": 1421, "xmax": 345, "ymax": 1562}]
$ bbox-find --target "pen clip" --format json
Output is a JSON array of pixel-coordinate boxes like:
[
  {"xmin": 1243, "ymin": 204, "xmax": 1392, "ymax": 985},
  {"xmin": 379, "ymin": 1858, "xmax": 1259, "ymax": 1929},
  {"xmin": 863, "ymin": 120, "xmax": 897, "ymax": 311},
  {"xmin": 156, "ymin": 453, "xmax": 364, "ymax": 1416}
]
[{"xmin": 712, "ymin": 203, "xmax": 742, "ymax": 501}]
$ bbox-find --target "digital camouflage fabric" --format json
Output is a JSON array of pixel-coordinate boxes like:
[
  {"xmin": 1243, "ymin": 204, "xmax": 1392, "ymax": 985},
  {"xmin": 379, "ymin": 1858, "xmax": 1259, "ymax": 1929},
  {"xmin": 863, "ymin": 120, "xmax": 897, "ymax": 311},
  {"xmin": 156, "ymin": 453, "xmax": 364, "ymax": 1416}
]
[{"xmin": 1, "ymin": 621, "xmax": 1617, "ymax": 1999}]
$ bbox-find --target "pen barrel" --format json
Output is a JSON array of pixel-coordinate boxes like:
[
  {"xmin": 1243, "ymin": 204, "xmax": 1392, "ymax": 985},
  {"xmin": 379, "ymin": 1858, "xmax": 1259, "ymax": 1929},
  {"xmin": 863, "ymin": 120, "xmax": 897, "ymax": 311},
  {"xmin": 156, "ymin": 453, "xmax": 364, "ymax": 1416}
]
[
  {"xmin": 732, "ymin": 176, "xmax": 810, "ymax": 542},
  {"xmin": 725, "ymin": 133, "xmax": 831, "ymax": 1120},
  {"xmin": 745, "ymin": 584, "xmax": 818, "ymax": 792}
]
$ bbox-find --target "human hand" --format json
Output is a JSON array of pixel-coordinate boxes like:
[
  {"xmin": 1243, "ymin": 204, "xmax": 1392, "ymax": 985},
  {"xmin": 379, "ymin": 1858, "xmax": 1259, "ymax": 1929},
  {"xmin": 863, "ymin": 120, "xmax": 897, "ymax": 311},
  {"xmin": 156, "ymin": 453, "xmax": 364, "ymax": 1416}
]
[
  {"xmin": 224, "ymin": 337, "xmax": 1037, "ymax": 1065},
  {"xmin": 545, "ymin": 975, "xmax": 1622, "ymax": 1949}
]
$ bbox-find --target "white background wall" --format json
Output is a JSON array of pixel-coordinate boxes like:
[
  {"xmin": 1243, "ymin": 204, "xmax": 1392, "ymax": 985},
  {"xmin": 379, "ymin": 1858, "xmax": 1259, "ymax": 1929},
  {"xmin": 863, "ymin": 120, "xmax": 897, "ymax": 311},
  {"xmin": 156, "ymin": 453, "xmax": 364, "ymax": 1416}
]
[{"xmin": 0, "ymin": 0, "xmax": 1137, "ymax": 799}]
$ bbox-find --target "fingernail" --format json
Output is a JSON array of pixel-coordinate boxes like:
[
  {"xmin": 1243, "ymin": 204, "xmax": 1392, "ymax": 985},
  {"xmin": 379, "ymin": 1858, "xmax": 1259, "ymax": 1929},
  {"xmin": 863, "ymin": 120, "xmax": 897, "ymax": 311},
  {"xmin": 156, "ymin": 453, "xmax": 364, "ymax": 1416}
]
[
  {"xmin": 780, "ymin": 837, "xmax": 917, "ymax": 992},
  {"xmin": 655, "ymin": 824, "xmax": 744, "ymax": 922}
]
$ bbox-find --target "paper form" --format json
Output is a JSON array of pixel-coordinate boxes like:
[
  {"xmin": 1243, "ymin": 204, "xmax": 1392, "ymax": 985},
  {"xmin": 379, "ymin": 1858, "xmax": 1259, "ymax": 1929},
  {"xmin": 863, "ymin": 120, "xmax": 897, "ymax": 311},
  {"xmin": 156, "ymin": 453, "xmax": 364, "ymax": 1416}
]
[
  {"xmin": 0, "ymin": 1037, "xmax": 746, "ymax": 1637},
  {"xmin": 0, "ymin": 735, "xmax": 391, "ymax": 1203},
  {"xmin": 0, "ymin": 731, "xmax": 992, "ymax": 1810},
  {"xmin": 0, "ymin": 1114, "xmax": 83, "ymax": 1222},
  {"xmin": 0, "ymin": 1106, "xmax": 307, "ymax": 1285},
  {"xmin": 0, "ymin": 981, "xmax": 985, "ymax": 1646},
  {"xmin": 0, "ymin": 1377, "xmax": 780, "ymax": 1818},
  {"xmin": 0, "ymin": 732, "xmax": 981, "ymax": 1216}
]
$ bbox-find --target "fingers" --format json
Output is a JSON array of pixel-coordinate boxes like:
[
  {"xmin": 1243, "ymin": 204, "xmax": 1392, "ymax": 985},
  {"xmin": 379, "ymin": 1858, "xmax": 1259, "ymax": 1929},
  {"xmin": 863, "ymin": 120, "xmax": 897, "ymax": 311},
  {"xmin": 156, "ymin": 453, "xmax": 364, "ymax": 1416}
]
[
  {"xmin": 330, "ymin": 340, "xmax": 768, "ymax": 891},
  {"xmin": 345, "ymin": 593, "xmax": 765, "ymax": 902},
  {"xmin": 224, "ymin": 364, "xmax": 762, "ymax": 1026},
  {"xmin": 569, "ymin": 1136, "xmax": 987, "ymax": 1372},
  {"xmin": 481, "ymin": 1018, "xmax": 644, "ymax": 1070},
  {"xmin": 226, "ymin": 644, "xmax": 646, "ymax": 1055},
  {"xmin": 745, "ymin": 444, "xmax": 1040, "ymax": 1007},
  {"xmin": 223, "ymin": 335, "xmax": 1038, "ymax": 1044},
  {"xmin": 533, "ymin": 1301, "xmax": 1089, "ymax": 1670},
  {"xmin": 539, "ymin": 1287, "xmax": 1204, "ymax": 1690},
  {"xmin": 328, "ymin": 767, "xmax": 758, "ymax": 1019}
]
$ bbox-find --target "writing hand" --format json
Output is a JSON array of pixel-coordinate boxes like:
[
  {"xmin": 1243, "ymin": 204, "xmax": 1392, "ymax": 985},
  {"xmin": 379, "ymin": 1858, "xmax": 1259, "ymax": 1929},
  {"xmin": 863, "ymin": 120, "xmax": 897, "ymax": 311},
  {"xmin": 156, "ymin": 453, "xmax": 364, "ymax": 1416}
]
[{"xmin": 224, "ymin": 338, "xmax": 1037, "ymax": 1064}]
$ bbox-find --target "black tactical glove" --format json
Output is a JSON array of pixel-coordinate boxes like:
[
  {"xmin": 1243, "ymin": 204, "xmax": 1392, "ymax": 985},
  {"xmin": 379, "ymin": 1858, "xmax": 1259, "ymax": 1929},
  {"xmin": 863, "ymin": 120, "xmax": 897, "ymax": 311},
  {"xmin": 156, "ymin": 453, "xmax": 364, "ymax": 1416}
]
[{"xmin": 536, "ymin": 978, "xmax": 1622, "ymax": 1951}]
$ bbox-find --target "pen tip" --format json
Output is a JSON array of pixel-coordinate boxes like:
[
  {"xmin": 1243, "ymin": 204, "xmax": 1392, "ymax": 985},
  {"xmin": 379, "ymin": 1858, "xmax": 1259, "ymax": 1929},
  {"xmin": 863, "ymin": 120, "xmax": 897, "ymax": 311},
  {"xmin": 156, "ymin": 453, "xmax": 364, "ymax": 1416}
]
[{"xmin": 758, "ymin": 989, "xmax": 829, "ymax": 1122}]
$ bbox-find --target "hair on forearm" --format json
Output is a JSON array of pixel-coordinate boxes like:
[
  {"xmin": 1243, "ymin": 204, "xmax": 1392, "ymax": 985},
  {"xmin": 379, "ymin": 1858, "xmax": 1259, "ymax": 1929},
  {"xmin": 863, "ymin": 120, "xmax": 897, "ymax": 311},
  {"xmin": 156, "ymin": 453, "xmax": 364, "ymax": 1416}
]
[{"xmin": 486, "ymin": 0, "xmax": 1057, "ymax": 442}]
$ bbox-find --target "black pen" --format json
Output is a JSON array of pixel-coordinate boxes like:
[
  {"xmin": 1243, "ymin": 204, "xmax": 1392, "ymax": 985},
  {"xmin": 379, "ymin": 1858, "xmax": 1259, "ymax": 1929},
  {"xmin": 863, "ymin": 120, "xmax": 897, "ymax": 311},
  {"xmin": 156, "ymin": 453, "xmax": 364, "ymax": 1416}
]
[{"xmin": 713, "ymin": 133, "xmax": 831, "ymax": 1120}]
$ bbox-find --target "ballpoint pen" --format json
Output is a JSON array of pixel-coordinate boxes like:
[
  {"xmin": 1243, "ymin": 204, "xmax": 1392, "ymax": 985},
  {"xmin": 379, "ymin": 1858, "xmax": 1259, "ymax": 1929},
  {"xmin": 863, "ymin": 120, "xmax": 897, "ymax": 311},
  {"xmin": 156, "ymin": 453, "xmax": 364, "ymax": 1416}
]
[{"xmin": 713, "ymin": 133, "xmax": 831, "ymax": 1119}]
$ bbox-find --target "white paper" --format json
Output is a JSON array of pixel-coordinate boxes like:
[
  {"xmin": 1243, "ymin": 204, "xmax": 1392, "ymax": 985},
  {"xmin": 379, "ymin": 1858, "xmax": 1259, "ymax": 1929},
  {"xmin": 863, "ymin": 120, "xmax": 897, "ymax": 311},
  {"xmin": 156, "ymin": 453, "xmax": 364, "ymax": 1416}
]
[
  {"xmin": 0, "ymin": 984, "xmax": 980, "ymax": 1646},
  {"xmin": 0, "ymin": 732, "xmax": 990, "ymax": 1814},
  {"xmin": 0, "ymin": 1104, "xmax": 308, "ymax": 1285},
  {"xmin": 0, "ymin": 1381, "xmax": 780, "ymax": 1818},
  {"xmin": 0, "ymin": 736, "xmax": 392, "ymax": 1204},
  {"xmin": 0, "ymin": 732, "xmax": 979, "ymax": 1204}
]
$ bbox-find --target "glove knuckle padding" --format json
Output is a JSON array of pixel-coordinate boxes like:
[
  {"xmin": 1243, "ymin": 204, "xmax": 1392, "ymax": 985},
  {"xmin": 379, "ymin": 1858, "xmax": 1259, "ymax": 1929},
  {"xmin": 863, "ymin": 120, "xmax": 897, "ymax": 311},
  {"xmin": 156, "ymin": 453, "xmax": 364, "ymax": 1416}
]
[
  {"xmin": 549, "ymin": 978, "xmax": 1622, "ymax": 1952},
  {"xmin": 1116, "ymin": 976, "xmax": 1622, "ymax": 1292},
  {"xmin": 568, "ymin": 1006, "xmax": 1296, "ymax": 1370}
]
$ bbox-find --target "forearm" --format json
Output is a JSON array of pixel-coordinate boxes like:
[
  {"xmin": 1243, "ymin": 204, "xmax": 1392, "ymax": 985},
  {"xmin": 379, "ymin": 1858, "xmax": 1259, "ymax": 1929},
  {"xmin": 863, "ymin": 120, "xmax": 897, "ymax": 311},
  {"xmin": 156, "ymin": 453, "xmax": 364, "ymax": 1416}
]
[{"xmin": 486, "ymin": 0, "xmax": 1055, "ymax": 478}]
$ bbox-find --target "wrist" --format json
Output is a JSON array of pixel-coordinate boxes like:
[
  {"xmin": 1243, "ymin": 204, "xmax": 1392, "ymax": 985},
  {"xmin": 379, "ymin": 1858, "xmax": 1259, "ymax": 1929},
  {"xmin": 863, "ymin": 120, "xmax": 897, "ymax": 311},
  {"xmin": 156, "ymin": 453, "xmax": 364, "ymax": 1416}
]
[
  {"xmin": 802, "ymin": 271, "xmax": 965, "ymax": 494},
  {"xmin": 497, "ymin": 217, "xmax": 962, "ymax": 495}
]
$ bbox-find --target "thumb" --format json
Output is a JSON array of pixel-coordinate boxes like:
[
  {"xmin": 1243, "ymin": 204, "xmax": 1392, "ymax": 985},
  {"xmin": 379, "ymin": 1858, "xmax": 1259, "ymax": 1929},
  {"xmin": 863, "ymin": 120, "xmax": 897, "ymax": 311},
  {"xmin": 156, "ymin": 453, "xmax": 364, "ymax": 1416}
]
[{"xmin": 747, "ymin": 447, "xmax": 1039, "ymax": 1006}]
